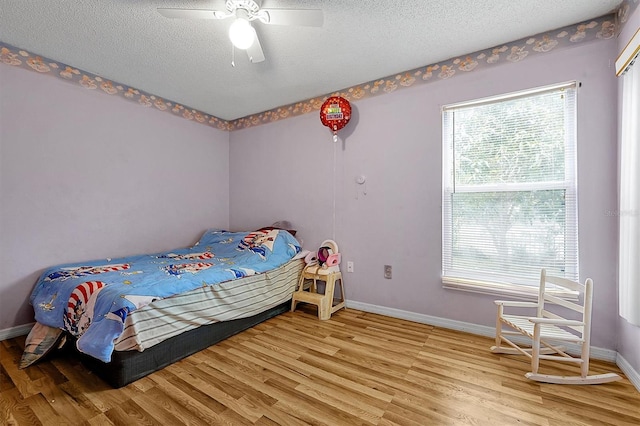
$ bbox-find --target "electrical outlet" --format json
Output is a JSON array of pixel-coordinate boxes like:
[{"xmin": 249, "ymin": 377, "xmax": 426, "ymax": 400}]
[
  {"xmin": 384, "ymin": 265, "xmax": 392, "ymax": 279},
  {"xmin": 347, "ymin": 261, "xmax": 354, "ymax": 273}
]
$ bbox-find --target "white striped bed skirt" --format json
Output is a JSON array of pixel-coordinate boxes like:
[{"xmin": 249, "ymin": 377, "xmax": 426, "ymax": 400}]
[{"xmin": 114, "ymin": 258, "xmax": 304, "ymax": 352}]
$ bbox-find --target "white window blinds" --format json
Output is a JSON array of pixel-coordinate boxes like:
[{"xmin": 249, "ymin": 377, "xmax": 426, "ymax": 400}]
[
  {"xmin": 619, "ymin": 49, "xmax": 640, "ymax": 326},
  {"xmin": 442, "ymin": 82, "xmax": 578, "ymax": 295}
]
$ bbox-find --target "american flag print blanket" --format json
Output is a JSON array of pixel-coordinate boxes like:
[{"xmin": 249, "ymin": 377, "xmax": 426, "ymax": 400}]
[{"xmin": 29, "ymin": 229, "xmax": 300, "ymax": 362}]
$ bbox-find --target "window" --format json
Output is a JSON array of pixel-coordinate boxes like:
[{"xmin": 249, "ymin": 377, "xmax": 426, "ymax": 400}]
[
  {"xmin": 442, "ymin": 82, "xmax": 578, "ymax": 297},
  {"xmin": 618, "ymin": 37, "xmax": 640, "ymax": 326}
]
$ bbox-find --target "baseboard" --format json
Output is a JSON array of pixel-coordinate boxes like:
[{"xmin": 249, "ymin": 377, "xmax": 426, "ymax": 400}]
[
  {"xmin": 0, "ymin": 322, "xmax": 34, "ymax": 341},
  {"xmin": 617, "ymin": 353, "xmax": 640, "ymax": 392},
  {"xmin": 345, "ymin": 300, "xmax": 619, "ymax": 363}
]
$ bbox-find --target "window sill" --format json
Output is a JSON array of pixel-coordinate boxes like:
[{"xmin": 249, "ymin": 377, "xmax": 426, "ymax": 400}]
[{"xmin": 442, "ymin": 277, "xmax": 579, "ymax": 301}]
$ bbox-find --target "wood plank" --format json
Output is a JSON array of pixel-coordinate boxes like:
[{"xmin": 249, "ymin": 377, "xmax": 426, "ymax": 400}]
[
  {"xmin": 239, "ymin": 340, "xmax": 395, "ymax": 403},
  {"xmin": 0, "ymin": 387, "xmax": 41, "ymax": 425},
  {"xmin": 103, "ymin": 399, "xmax": 162, "ymax": 426},
  {"xmin": 130, "ymin": 387, "xmax": 199, "ymax": 425},
  {"xmin": 294, "ymin": 382, "xmax": 384, "ymax": 424},
  {"xmin": 147, "ymin": 370, "xmax": 233, "ymax": 423},
  {"xmin": 82, "ymin": 413, "xmax": 115, "ymax": 426},
  {"xmin": 176, "ymin": 366, "xmax": 264, "ymax": 422},
  {"xmin": 2, "ymin": 309, "xmax": 638, "ymax": 425}
]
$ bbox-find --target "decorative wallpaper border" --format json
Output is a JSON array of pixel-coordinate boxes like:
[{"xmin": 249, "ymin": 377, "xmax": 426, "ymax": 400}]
[
  {"xmin": 230, "ymin": 14, "xmax": 617, "ymax": 130},
  {"xmin": 619, "ymin": 0, "xmax": 640, "ymax": 34},
  {"xmin": 1, "ymin": 8, "xmax": 630, "ymax": 132},
  {"xmin": 0, "ymin": 44, "xmax": 232, "ymax": 131}
]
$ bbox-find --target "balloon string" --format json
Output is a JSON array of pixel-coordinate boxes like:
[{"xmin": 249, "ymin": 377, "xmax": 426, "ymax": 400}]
[{"xmin": 332, "ymin": 136, "xmax": 336, "ymax": 241}]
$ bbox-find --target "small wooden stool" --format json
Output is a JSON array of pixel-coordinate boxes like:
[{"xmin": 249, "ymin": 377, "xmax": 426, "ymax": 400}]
[{"xmin": 291, "ymin": 264, "xmax": 345, "ymax": 320}]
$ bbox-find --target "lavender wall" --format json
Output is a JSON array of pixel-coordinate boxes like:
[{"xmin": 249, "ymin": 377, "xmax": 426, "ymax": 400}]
[
  {"xmin": 229, "ymin": 38, "xmax": 620, "ymax": 349},
  {"xmin": 0, "ymin": 64, "xmax": 230, "ymax": 330},
  {"xmin": 616, "ymin": 6, "xmax": 640, "ymax": 375}
]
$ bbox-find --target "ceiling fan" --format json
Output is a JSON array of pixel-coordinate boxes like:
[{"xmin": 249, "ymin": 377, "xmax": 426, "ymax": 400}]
[{"xmin": 158, "ymin": 0, "xmax": 323, "ymax": 64}]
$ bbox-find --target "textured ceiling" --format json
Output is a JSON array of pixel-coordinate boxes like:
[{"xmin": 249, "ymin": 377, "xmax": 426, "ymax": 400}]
[{"xmin": 0, "ymin": 0, "xmax": 622, "ymax": 121}]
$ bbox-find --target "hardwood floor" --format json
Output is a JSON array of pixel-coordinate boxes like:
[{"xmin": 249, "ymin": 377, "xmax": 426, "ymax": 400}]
[{"xmin": 1, "ymin": 307, "xmax": 639, "ymax": 425}]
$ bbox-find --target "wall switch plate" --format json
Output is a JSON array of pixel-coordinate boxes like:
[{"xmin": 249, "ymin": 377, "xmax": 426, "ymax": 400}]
[
  {"xmin": 347, "ymin": 261, "xmax": 354, "ymax": 273},
  {"xmin": 384, "ymin": 265, "xmax": 392, "ymax": 279}
]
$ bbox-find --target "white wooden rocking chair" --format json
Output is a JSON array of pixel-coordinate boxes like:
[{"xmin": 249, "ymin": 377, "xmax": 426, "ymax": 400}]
[{"xmin": 490, "ymin": 269, "xmax": 621, "ymax": 384}]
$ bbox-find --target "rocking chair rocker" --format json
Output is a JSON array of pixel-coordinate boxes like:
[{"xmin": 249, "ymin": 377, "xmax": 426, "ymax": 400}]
[{"xmin": 490, "ymin": 269, "xmax": 621, "ymax": 385}]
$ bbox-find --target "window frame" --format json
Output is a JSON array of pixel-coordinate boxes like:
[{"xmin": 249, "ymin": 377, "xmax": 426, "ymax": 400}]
[
  {"xmin": 618, "ymin": 33, "xmax": 640, "ymax": 325},
  {"xmin": 441, "ymin": 81, "xmax": 579, "ymax": 300}
]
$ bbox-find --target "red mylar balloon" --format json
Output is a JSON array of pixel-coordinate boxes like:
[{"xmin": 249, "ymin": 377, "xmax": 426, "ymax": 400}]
[{"xmin": 320, "ymin": 96, "xmax": 351, "ymax": 140}]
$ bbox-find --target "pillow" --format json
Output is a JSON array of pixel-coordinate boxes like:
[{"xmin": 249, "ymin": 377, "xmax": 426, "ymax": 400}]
[
  {"xmin": 257, "ymin": 226, "xmax": 297, "ymax": 236},
  {"xmin": 193, "ymin": 228, "xmax": 229, "ymax": 247},
  {"xmin": 19, "ymin": 322, "xmax": 66, "ymax": 369}
]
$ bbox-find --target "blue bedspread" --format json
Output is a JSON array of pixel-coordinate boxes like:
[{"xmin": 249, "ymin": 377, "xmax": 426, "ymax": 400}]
[{"xmin": 30, "ymin": 229, "xmax": 300, "ymax": 362}]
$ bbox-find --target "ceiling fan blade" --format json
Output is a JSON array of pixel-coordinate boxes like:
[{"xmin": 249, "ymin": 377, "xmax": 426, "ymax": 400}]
[
  {"xmin": 157, "ymin": 8, "xmax": 227, "ymax": 19},
  {"xmin": 261, "ymin": 9, "xmax": 323, "ymax": 27},
  {"xmin": 246, "ymin": 32, "xmax": 265, "ymax": 63}
]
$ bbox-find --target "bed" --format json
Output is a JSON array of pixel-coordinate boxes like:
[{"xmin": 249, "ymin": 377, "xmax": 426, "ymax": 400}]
[{"xmin": 21, "ymin": 228, "xmax": 305, "ymax": 388}]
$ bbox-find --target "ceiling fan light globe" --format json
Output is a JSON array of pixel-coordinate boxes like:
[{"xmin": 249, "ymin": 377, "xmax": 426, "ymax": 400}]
[{"xmin": 229, "ymin": 18, "xmax": 255, "ymax": 50}]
